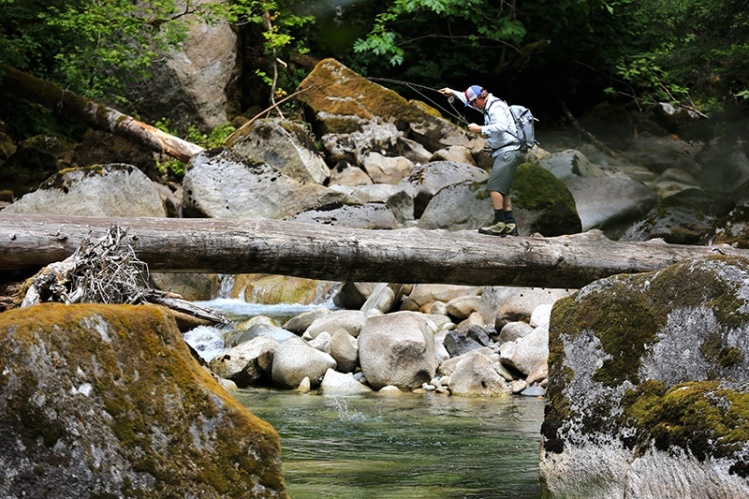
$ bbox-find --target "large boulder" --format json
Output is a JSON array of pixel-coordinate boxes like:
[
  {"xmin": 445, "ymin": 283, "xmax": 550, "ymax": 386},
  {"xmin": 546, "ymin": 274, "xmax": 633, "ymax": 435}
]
[
  {"xmin": 621, "ymin": 188, "xmax": 735, "ymax": 244},
  {"xmin": 510, "ymin": 162, "xmax": 582, "ymax": 236},
  {"xmin": 541, "ymin": 255, "xmax": 749, "ymax": 498},
  {"xmin": 182, "ymin": 147, "xmax": 351, "ymax": 219},
  {"xmin": 124, "ymin": 6, "xmax": 239, "ymax": 130},
  {"xmin": 4, "ymin": 164, "xmax": 167, "ymax": 217},
  {"xmin": 0, "ymin": 303, "xmax": 285, "ymax": 498},
  {"xmin": 401, "ymin": 160, "xmax": 488, "ymax": 218},
  {"xmin": 295, "ymin": 58, "xmax": 482, "ymax": 161},
  {"xmin": 417, "ymin": 180, "xmax": 493, "ymax": 231},
  {"xmin": 0, "ymin": 134, "xmax": 75, "ymax": 198},
  {"xmin": 448, "ymin": 352, "xmax": 511, "ymax": 397},
  {"xmin": 226, "ymin": 118, "xmax": 330, "ymax": 184},
  {"xmin": 564, "ymin": 175, "xmax": 658, "ymax": 232},
  {"xmin": 304, "ymin": 310, "xmax": 368, "ymax": 339},
  {"xmin": 358, "ymin": 311, "xmax": 436, "ymax": 390},
  {"xmin": 209, "ymin": 336, "xmax": 278, "ymax": 387},
  {"xmin": 539, "ymin": 149, "xmax": 606, "ymax": 179}
]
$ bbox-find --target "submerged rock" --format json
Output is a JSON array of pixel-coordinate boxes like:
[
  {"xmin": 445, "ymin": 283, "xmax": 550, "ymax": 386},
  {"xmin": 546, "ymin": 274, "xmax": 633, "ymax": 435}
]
[
  {"xmin": 541, "ymin": 255, "xmax": 749, "ymax": 498},
  {"xmin": 0, "ymin": 303, "xmax": 286, "ymax": 498}
]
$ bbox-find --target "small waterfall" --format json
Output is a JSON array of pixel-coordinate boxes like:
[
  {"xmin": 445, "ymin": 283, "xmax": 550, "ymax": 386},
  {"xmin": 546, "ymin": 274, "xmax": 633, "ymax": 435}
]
[{"xmin": 216, "ymin": 274, "xmax": 236, "ymax": 299}]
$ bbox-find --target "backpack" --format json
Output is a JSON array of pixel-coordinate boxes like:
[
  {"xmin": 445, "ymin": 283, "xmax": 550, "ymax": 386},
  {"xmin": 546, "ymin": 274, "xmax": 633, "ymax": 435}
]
[
  {"xmin": 484, "ymin": 99, "xmax": 539, "ymax": 152},
  {"xmin": 508, "ymin": 105, "xmax": 538, "ymax": 152}
]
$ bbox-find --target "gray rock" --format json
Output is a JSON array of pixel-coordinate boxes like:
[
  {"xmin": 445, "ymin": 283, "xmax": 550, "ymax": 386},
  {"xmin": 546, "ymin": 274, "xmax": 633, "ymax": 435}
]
[
  {"xmin": 227, "ymin": 118, "xmax": 330, "ymax": 184},
  {"xmin": 498, "ymin": 321, "xmax": 534, "ymax": 344},
  {"xmin": 4, "ymin": 164, "xmax": 167, "ymax": 217},
  {"xmin": 271, "ymin": 336, "xmax": 336, "ymax": 389},
  {"xmin": 209, "ymin": 336, "xmax": 277, "ymax": 387},
  {"xmin": 328, "ymin": 329, "xmax": 359, "ymax": 373},
  {"xmin": 305, "ymin": 309, "xmax": 368, "ymax": 339},
  {"xmin": 621, "ymin": 188, "xmax": 734, "ymax": 244},
  {"xmin": 283, "ymin": 307, "xmax": 330, "ymax": 334},
  {"xmin": 320, "ymin": 369, "xmax": 372, "ymax": 395},
  {"xmin": 401, "ymin": 160, "xmax": 488, "ymax": 219},
  {"xmin": 500, "ymin": 325, "xmax": 549, "ymax": 376},
  {"xmin": 361, "ymin": 152, "xmax": 414, "ymax": 184},
  {"xmin": 182, "ymin": 147, "xmax": 350, "ymax": 219},
  {"xmin": 541, "ymin": 256, "xmax": 749, "ymax": 498},
  {"xmin": 564, "ymin": 175, "xmax": 658, "ymax": 232},
  {"xmin": 124, "ymin": 13, "xmax": 238, "ymax": 130},
  {"xmin": 358, "ymin": 311, "xmax": 436, "ymax": 390},
  {"xmin": 443, "ymin": 325, "xmax": 490, "ymax": 357},
  {"xmin": 448, "ymin": 353, "xmax": 511, "ymax": 397},
  {"xmin": 539, "ymin": 149, "xmax": 605, "ymax": 179}
]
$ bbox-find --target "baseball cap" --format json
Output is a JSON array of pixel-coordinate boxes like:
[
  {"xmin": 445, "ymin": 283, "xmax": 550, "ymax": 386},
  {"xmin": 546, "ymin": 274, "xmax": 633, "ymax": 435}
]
[{"xmin": 464, "ymin": 85, "xmax": 483, "ymax": 106}]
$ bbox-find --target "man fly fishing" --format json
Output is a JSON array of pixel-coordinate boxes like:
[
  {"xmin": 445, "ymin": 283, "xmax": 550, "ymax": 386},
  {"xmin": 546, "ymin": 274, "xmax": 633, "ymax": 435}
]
[{"xmin": 439, "ymin": 85, "xmax": 522, "ymax": 237}]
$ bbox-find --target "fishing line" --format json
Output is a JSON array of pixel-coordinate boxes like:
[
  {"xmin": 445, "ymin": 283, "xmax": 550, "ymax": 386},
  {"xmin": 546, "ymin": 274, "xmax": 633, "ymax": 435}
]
[{"xmin": 368, "ymin": 77, "xmax": 469, "ymax": 126}]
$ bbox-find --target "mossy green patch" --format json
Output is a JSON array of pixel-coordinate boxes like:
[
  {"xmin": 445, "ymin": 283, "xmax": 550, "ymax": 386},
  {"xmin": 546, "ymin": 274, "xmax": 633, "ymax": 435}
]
[
  {"xmin": 0, "ymin": 303, "xmax": 288, "ymax": 498},
  {"xmin": 545, "ymin": 256, "xmax": 749, "ymax": 465},
  {"xmin": 512, "ymin": 162, "xmax": 582, "ymax": 236},
  {"xmin": 551, "ymin": 277, "xmax": 663, "ymax": 387},
  {"xmin": 701, "ymin": 331, "xmax": 744, "ymax": 371},
  {"xmin": 622, "ymin": 380, "xmax": 749, "ymax": 474}
]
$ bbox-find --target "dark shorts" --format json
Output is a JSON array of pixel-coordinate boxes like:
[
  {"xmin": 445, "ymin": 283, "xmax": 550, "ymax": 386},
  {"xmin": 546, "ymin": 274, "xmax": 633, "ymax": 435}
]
[{"xmin": 486, "ymin": 148, "xmax": 522, "ymax": 195}]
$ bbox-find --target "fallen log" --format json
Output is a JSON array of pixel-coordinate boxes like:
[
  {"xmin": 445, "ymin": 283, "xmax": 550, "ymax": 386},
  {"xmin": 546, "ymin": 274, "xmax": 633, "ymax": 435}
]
[
  {"xmin": 1, "ymin": 214, "xmax": 745, "ymax": 289},
  {"xmin": 0, "ymin": 65, "xmax": 203, "ymax": 162}
]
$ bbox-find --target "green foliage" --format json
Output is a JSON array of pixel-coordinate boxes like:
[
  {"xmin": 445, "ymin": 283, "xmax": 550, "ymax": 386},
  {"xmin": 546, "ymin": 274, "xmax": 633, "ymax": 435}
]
[
  {"xmin": 348, "ymin": 0, "xmax": 526, "ymax": 81},
  {"xmin": 609, "ymin": 0, "xmax": 749, "ymax": 110},
  {"xmin": 237, "ymin": 1, "xmax": 316, "ymax": 98},
  {"xmin": 154, "ymin": 119, "xmax": 236, "ymax": 179}
]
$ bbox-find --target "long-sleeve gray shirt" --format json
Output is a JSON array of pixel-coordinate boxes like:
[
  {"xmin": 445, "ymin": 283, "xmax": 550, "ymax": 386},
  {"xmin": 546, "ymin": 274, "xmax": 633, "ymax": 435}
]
[{"xmin": 452, "ymin": 91, "xmax": 519, "ymax": 154}]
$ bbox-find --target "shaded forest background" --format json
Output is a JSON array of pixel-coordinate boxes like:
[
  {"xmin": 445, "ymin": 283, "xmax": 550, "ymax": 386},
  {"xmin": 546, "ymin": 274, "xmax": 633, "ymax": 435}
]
[{"xmin": 1, "ymin": 0, "xmax": 747, "ymax": 145}]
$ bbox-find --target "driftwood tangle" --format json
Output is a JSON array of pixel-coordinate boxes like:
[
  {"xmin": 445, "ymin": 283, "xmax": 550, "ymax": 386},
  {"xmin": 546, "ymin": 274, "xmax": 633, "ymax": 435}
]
[
  {"xmin": 2, "ymin": 214, "xmax": 746, "ymax": 289},
  {"xmin": 18, "ymin": 223, "xmax": 227, "ymax": 324}
]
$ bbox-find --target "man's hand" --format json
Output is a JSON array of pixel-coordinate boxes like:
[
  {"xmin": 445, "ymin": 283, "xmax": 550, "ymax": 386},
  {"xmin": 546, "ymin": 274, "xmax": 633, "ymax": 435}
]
[
  {"xmin": 468, "ymin": 123, "xmax": 482, "ymax": 134},
  {"xmin": 438, "ymin": 87, "xmax": 453, "ymax": 96}
]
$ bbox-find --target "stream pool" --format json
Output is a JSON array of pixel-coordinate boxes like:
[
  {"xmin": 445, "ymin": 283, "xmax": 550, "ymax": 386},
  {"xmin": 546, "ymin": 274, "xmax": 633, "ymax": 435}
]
[{"xmin": 233, "ymin": 389, "xmax": 544, "ymax": 499}]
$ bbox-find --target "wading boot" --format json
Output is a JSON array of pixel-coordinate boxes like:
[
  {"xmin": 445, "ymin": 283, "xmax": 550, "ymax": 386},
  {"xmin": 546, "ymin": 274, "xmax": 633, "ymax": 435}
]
[
  {"xmin": 501, "ymin": 223, "xmax": 518, "ymax": 237},
  {"xmin": 478, "ymin": 221, "xmax": 506, "ymax": 236}
]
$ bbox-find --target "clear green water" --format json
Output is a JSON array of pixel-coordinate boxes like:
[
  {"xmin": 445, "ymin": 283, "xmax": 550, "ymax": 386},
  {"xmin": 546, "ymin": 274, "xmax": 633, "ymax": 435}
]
[{"xmin": 234, "ymin": 389, "xmax": 545, "ymax": 499}]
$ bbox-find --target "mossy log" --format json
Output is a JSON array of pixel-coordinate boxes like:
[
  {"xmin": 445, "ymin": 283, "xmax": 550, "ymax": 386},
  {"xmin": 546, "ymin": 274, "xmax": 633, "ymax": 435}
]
[
  {"xmin": 0, "ymin": 65, "xmax": 203, "ymax": 162},
  {"xmin": 2, "ymin": 214, "xmax": 748, "ymax": 289}
]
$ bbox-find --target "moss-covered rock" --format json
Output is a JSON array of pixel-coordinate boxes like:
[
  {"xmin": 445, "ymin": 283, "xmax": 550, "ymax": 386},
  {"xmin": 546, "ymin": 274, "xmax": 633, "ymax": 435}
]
[
  {"xmin": 512, "ymin": 162, "xmax": 582, "ymax": 236},
  {"xmin": 541, "ymin": 255, "xmax": 749, "ymax": 498},
  {"xmin": 295, "ymin": 58, "xmax": 483, "ymax": 158},
  {"xmin": 0, "ymin": 303, "xmax": 287, "ymax": 498}
]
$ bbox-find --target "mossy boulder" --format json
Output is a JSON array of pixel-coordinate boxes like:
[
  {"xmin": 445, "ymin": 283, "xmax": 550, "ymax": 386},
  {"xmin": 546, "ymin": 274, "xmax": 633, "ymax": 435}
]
[
  {"xmin": 541, "ymin": 255, "xmax": 749, "ymax": 498},
  {"xmin": 512, "ymin": 162, "xmax": 582, "ymax": 236},
  {"xmin": 296, "ymin": 58, "xmax": 482, "ymax": 160},
  {"xmin": 416, "ymin": 162, "xmax": 581, "ymax": 235},
  {"xmin": 0, "ymin": 303, "xmax": 287, "ymax": 498}
]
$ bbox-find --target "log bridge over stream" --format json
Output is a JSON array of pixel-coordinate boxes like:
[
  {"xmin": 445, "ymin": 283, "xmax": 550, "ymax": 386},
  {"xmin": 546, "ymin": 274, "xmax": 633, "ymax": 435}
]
[{"xmin": 1, "ymin": 214, "xmax": 746, "ymax": 289}]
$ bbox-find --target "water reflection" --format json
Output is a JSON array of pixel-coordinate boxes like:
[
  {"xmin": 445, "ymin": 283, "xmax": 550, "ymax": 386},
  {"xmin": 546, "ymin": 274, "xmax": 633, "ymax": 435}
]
[{"xmin": 234, "ymin": 389, "xmax": 544, "ymax": 499}]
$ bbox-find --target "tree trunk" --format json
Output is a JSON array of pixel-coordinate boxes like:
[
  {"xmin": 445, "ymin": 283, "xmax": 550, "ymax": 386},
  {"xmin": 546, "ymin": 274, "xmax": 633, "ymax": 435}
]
[
  {"xmin": 0, "ymin": 65, "xmax": 203, "ymax": 162},
  {"xmin": 2, "ymin": 214, "xmax": 745, "ymax": 289}
]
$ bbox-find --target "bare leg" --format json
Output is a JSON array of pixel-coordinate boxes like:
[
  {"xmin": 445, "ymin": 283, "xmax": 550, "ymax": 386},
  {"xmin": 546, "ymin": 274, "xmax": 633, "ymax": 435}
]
[
  {"xmin": 490, "ymin": 191, "xmax": 512, "ymax": 212},
  {"xmin": 490, "ymin": 191, "xmax": 504, "ymax": 210}
]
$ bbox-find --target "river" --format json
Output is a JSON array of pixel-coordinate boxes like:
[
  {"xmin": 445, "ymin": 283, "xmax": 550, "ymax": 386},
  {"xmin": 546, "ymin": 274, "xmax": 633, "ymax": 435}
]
[{"xmin": 188, "ymin": 298, "xmax": 546, "ymax": 498}]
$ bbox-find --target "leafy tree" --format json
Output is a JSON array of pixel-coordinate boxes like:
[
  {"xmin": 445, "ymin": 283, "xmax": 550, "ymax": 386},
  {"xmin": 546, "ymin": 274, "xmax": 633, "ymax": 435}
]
[
  {"xmin": 342, "ymin": 0, "xmax": 527, "ymax": 86},
  {"xmin": 612, "ymin": 0, "xmax": 749, "ymax": 110},
  {"xmin": 0, "ymin": 0, "xmax": 315, "ymax": 136}
]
